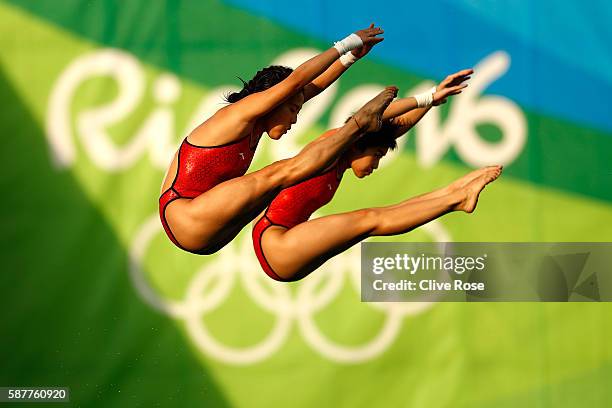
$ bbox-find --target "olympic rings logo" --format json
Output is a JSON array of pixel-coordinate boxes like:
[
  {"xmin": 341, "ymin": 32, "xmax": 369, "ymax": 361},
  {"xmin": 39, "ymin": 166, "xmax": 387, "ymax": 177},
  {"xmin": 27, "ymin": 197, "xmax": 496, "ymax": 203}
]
[{"xmin": 129, "ymin": 215, "xmax": 451, "ymax": 365}]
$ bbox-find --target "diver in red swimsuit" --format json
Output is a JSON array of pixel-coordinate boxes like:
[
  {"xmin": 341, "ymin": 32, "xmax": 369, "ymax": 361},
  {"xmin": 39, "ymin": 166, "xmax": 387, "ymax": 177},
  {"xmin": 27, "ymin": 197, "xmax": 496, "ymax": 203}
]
[
  {"xmin": 159, "ymin": 24, "xmax": 393, "ymax": 254},
  {"xmin": 252, "ymin": 69, "xmax": 503, "ymax": 281},
  {"xmin": 159, "ymin": 133, "xmax": 257, "ymax": 249}
]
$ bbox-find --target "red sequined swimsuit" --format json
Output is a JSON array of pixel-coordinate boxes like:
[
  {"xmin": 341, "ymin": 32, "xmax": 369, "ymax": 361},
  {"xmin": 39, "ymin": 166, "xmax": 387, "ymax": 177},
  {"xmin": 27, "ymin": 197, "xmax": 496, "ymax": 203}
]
[
  {"xmin": 159, "ymin": 134, "xmax": 257, "ymax": 252},
  {"xmin": 252, "ymin": 159, "xmax": 348, "ymax": 281}
]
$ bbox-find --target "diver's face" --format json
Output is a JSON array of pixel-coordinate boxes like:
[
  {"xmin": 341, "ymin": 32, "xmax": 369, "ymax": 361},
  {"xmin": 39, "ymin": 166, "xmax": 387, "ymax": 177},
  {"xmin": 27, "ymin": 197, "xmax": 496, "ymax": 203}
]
[
  {"xmin": 264, "ymin": 92, "xmax": 304, "ymax": 140},
  {"xmin": 349, "ymin": 145, "xmax": 389, "ymax": 178}
]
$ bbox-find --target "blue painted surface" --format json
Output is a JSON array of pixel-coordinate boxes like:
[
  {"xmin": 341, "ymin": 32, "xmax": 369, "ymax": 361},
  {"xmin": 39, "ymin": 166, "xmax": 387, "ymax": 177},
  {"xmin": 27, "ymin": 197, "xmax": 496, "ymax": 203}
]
[{"xmin": 224, "ymin": 0, "xmax": 612, "ymax": 133}]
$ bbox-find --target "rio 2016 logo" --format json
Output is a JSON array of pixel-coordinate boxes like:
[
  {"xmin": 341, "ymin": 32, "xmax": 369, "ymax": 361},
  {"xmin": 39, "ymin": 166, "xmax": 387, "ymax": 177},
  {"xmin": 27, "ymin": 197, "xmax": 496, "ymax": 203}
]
[{"xmin": 45, "ymin": 48, "xmax": 526, "ymax": 365}]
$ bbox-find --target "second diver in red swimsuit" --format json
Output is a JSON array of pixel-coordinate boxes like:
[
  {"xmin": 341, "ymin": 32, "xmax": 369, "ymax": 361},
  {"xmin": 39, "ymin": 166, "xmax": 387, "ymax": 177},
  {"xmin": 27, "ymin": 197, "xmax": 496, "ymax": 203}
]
[{"xmin": 252, "ymin": 69, "xmax": 503, "ymax": 281}]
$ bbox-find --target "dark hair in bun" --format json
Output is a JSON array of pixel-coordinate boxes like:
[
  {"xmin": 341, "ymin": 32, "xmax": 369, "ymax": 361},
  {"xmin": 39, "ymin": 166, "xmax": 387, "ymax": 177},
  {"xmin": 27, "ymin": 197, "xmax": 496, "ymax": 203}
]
[
  {"xmin": 344, "ymin": 116, "xmax": 398, "ymax": 151},
  {"xmin": 225, "ymin": 65, "xmax": 294, "ymax": 103}
]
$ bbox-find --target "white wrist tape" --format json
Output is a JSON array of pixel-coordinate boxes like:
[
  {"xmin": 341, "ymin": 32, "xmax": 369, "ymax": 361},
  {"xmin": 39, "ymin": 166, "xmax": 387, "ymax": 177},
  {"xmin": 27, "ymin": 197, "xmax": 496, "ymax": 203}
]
[
  {"xmin": 414, "ymin": 86, "xmax": 438, "ymax": 108},
  {"xmin": 339, "ymin": 51, "xmax": 359, "ymax": 67},
  {"xmin": 333, "ymin": 33, "xmax": 363, "ymax": 55}
]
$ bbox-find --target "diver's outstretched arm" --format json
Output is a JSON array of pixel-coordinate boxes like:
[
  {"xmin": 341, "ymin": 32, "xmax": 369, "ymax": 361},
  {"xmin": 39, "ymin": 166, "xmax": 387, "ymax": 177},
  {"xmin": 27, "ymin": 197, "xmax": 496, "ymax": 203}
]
[
  {"xmin": 382, "ymin": 68, "xmax": 474, "ymax": 139},
  {"xmin": 303, "ymin": 25, "xmax": 379, "ymax": 102},
  {"xmin": 230, "ymin": 25, "xmax": 384, "ymax": 123}
]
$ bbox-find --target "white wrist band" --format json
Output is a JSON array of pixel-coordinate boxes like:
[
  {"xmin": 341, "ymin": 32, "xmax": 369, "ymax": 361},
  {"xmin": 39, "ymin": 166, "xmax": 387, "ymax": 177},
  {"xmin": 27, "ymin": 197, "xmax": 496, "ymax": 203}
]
[
  {"xmin": 339, "ymin": 51, "xmax": 358, "ymax": 67},
  {"xmin": 414, "ymin": 86, "xmax": 438, "ymax": 108},
  {"xmin": 333, "ymin": 33, "xmax": 363, "ymax": 55}
]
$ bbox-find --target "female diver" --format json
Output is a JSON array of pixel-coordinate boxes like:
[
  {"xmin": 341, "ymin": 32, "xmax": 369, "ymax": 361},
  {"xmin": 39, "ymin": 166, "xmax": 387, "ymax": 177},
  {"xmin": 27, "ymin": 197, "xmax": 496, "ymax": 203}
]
[
  {"xmin": 160, "ymin": 24, "xmax": 392, "ymax": 254},
  {"xmin": 251, "ymin": 69, "xmax": 503, "ymax": 281}
]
